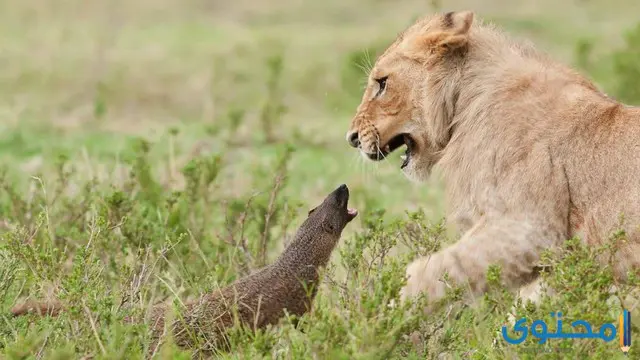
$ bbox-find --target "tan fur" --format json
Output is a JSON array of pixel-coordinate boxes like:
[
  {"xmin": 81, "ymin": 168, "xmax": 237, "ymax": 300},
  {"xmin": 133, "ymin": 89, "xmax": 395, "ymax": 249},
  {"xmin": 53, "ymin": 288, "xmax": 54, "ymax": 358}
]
[{"xmin": 346, "ymin": 11, "xmax": 640, "ymax": 307}]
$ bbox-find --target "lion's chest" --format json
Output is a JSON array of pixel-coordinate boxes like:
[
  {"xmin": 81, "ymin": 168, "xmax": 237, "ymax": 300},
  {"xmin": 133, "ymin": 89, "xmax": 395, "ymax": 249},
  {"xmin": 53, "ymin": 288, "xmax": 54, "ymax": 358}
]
[
  {"xmin": 445, "ymin": 174, "xmax": 500, "ymax": 234},
  {"xmin": 448, "ymin": 199, "xmax": 487, "ymax": 235}
]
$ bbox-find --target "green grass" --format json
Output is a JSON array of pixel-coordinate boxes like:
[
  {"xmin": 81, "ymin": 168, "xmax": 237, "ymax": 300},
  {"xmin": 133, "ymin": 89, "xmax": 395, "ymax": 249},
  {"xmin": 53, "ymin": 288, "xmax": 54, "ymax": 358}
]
[{"xmin": 2, "ymin": 0, "xmax": 640, "ymax": 358}]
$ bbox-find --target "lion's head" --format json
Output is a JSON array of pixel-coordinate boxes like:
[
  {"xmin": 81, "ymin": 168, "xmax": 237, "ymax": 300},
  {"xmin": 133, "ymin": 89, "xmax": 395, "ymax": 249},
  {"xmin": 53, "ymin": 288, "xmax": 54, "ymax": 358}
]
[{"xmin": 345, "ymin": 11, "xmax": 475, "ymax": 181}]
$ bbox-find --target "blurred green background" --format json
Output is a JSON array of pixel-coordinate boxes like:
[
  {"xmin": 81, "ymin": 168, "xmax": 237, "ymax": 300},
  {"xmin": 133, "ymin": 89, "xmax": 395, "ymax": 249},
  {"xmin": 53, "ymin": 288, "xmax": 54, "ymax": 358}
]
[
  {"xmin": 3, "ymin": 1, "xmax": 640, "ymax": 358},
  {"xmin": 2, "ymin": 0, "xmax": 640, "ymax": 225}
]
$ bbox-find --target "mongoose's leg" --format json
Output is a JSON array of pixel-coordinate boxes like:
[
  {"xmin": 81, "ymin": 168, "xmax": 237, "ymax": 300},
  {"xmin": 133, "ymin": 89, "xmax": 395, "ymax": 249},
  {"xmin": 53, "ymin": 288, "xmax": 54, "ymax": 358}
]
[{"xmin": 399, "ymin": 217, "xmax": 564, "ymax": 307}]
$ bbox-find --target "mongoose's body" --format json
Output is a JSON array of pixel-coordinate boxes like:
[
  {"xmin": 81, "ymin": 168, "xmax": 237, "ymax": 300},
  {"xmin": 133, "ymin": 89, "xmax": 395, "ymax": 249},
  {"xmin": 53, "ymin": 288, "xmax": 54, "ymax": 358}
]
[
  {"xmin": 10, "ymin": 300, "xmax": 61, "ymax": 317},
  {"xmin": 11, "ymin": 185, "xmax": 357, "ymax": 355},
  {"xmin": 147, "ymin": 184, "xmax": 357, "ymax": 354},
  {"xmin": 148, "ymin": 253, "xmax": 324, "ymax": 352}
]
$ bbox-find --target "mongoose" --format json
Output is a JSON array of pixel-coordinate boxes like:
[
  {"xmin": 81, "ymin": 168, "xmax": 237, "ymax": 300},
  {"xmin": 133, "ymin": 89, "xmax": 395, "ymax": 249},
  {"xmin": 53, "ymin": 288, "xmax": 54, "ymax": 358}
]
[
  {"xmin": 10, "ymin": 299, "xmax": 62, "ymax": 317},
  {"xmin": 147, "ymin": 184, "xmax": 358, "ymax": 354},
  {"xmin": 11, "ymin": 184, "xmax": 358, "ymax": 356}
]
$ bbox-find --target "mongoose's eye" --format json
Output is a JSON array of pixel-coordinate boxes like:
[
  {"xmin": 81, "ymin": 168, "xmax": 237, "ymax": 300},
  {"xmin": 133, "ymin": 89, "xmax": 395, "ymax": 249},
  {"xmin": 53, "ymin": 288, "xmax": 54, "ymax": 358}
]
[
  {"xmin": 323, "ymin": 222, "xmax": 336, "ymax": 233},
  {"xmin": 375, "ymin": 76, "xmax": 388, "ymax": 97}
]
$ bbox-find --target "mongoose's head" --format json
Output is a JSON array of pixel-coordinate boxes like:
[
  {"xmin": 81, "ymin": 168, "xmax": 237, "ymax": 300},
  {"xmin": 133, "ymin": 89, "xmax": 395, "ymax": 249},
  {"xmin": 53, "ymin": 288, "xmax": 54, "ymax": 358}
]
[
  {"xmin": 305, "ymin": 184, "xmax": 358, "ymax": 237},
  {"xmin": 281, "ymin": 184, "xmax": 357, "ymax": 266}
]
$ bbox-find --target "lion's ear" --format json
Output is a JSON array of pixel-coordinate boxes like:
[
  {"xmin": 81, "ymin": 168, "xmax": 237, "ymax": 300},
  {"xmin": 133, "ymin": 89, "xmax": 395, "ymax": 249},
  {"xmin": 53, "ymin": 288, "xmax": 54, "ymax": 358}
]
[
  {"xmin": 439, "ymin": 11, "xmax": 474, "ymax": 49},
  {"xmin": 443, "ymin": 11, "xmax": 474, "ymax": 35},
  {"xmin": 405, "ymin": 11, "xmax": 474, "ymax": 62}
]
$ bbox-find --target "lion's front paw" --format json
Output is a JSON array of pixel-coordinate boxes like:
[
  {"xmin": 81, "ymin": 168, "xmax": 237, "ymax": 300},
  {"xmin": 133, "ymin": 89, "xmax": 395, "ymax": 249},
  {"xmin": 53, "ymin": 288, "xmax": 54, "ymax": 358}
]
[{"xmin": 399, "ymin": 256, "xmax": 431, "ymax": 303}]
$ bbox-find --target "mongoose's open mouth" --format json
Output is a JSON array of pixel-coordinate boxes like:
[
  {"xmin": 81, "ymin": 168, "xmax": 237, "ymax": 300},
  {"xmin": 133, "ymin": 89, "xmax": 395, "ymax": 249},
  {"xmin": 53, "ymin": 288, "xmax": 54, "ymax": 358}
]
[
  {"xmin": 346, "ymin": 207, "xmax": 358, "ymax": 221},
  {"xmin": 333, "ymin": 184, "xmax": 358, "ymax": 222}
]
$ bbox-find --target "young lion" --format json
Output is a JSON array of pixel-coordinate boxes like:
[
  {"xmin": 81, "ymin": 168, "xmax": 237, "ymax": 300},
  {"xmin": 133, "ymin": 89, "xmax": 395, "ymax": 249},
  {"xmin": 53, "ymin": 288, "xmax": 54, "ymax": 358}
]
[{"xmin": 345, "ymin": 11, "xmax": 640, "ymax": 307}]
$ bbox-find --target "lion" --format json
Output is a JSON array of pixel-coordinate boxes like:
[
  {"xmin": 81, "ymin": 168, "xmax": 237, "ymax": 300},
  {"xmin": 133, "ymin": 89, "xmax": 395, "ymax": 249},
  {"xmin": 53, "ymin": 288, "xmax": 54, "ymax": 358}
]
[{"xmin": 345, "ymin": 10, "xmax": 640, "ymax": 307}]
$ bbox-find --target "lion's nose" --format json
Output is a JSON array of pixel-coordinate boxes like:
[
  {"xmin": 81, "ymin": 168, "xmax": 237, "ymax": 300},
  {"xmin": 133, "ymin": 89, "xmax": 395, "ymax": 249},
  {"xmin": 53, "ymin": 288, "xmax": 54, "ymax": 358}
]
[{"xmin": 346, "ymin": 131, "xmax": 360, "ymax": 148}]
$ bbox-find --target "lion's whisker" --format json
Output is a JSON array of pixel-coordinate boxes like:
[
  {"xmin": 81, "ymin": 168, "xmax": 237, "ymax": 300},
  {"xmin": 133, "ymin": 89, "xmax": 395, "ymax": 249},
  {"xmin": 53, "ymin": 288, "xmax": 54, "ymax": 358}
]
[
  {"xmin": 363, "ymin": 48, "xmax": 374, "ymax": 75},
  {"xmin": 355, "ymin": 62, "xmax": 370, "ymax": 77}
]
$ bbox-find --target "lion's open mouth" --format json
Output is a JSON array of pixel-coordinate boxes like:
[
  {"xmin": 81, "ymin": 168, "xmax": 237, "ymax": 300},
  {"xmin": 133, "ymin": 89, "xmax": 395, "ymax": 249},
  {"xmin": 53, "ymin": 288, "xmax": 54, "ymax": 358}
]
[{"xmin": 366, "ymin": 133, "xmax": 415, "ymax": 169}]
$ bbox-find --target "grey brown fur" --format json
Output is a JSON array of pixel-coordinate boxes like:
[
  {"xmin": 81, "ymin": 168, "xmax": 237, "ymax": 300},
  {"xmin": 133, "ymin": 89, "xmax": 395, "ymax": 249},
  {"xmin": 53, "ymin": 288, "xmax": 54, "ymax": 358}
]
[
  {"xmin": 10, "ymin": 185, "xmax": 357, "ymax": 357},
  {"xmin": 11, "ymin": 299, "xmax": 62, "ymax": 317},
  {"xmin": 145, "ymin": 184, "xmax": 357, "ymax": 356}
]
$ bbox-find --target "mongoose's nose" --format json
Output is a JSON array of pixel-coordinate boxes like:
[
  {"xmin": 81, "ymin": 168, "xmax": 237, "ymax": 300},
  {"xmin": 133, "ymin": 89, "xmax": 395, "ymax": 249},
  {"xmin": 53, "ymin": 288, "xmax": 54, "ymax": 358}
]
[{"xmin": 332, "ymin": 184, "xmax": 349, "ymax": 204}]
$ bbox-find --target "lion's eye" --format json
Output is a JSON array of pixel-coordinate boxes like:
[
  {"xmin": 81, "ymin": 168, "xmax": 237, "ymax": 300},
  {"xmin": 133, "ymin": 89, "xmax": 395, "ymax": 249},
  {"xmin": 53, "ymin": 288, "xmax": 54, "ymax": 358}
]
[{"xmin": 375, "ymin": 76, "xmax": 388, "ymax": 97}]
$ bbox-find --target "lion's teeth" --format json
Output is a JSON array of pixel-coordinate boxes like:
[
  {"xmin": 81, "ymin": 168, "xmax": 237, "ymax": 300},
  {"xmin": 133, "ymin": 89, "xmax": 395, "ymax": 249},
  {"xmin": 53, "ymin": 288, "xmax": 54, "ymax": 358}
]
[
  {"xmin": 384, "ymin": 145, "xmax": 390, "ymax": 152},
  {"xmin": 400, "ymin": 155, "xmax": 407, "ymax": 161}
]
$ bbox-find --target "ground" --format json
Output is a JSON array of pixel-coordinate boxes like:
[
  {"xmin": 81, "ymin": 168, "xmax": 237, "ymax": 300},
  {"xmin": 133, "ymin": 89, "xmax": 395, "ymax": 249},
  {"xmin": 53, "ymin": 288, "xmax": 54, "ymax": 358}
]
[{"xmin": 1, "ymin": 0, "xmax": 640, "ymax": 359}]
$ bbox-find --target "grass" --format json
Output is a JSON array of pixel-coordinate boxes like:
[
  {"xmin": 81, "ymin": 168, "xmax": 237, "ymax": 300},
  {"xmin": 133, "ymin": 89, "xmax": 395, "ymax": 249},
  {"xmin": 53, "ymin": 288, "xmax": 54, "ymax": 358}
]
[{"xmin": 2, "ymin": 0, "xmax": 640, "ymax": 358}]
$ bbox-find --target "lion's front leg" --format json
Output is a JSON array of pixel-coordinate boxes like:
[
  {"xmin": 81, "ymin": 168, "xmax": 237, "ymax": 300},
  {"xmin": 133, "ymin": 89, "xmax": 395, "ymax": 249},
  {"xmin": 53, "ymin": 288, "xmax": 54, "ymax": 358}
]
[{"xmin": 400, "ymin": 217, "xmax": 563, "ymax": 306}]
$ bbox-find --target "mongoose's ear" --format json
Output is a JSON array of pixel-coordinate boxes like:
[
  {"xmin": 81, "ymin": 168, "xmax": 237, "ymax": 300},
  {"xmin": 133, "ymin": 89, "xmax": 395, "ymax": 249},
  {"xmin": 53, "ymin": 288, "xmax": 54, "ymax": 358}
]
[{"xmin": 308, "ymin": 206, "xmax": 318, "ymax": 216}]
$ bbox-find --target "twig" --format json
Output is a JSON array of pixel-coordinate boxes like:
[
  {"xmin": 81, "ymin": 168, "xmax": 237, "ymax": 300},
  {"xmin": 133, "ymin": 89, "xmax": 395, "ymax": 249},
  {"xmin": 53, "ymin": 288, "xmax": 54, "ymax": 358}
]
[
  {"xmin": 188, "ymin": 228, "xmax": 211, "ymax": 270},
  {"xmin": 35, "ymin": 328, "xmax": 51, "ymax": 360},
  {"xmin": 238, "ymin": 192, "xmax": 260, "ymax": 259},
  {"xmin": 155, "ymin": 274, "xmax": 186, "ymax": 309},
  {"xmin": 83, "ymin": 301, "xmax": 106, "ymax": 355},
  {"xmin": 257, "ymin": 170, "xmax": 286, "ymax": 267},
  {"xmin": 32, "ymin": 176, "xmax": 55, "ymax": 244},
  {"xmin": 220, "ymin": 193, "xmax": 259, "ymax": 275}
]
